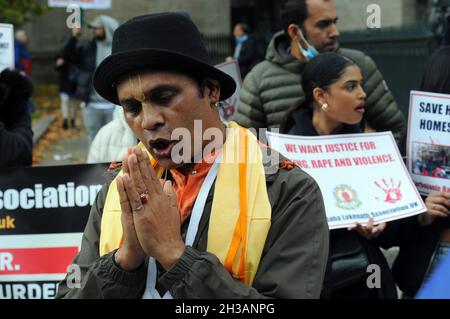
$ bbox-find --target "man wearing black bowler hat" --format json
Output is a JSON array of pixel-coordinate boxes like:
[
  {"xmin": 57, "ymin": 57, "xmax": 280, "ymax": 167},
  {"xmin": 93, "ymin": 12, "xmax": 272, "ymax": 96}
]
[{"xmin": 56, "ymin": 12, "xmax": 329, "ymax": 299}]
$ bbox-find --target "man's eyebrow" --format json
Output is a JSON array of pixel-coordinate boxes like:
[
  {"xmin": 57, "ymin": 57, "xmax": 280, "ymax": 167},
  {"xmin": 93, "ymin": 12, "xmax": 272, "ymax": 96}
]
[
  {"xmin": 316, "ymin": 17, "xmax": 339, "ymax": 26},
  {"xmin": 119, "ymin": 84, "xmax": 181, "ymax": 105},
  {"xmin": 119, "ymin": 97, "xmax": 137, "ymax": 105},
  {"xmin": 143, "ymin": 84, "xmax": 181, "ymax": 100}
]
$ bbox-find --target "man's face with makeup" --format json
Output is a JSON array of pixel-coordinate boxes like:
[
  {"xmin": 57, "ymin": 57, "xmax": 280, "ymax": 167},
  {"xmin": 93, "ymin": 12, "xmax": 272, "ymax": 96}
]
[{"xmin": 116, "ymin": 70, "xmax": 219, "ymax": 169}]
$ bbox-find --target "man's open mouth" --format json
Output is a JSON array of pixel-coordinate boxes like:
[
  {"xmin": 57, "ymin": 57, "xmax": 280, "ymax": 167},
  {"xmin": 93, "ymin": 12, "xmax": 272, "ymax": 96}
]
[{"xmin": 149, "ymin": 139, "xmax": 177, "ymax": 158}]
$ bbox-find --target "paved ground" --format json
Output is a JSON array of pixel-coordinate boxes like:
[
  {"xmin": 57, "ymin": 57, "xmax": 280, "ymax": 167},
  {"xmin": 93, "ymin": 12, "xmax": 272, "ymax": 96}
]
[
  {"xmin": 32, "ymin": 113, "xmax": 90, "ymax": 167},
  {"xmin": 38, "ymin": 133, "xmax": 90, "ymax": 166}
]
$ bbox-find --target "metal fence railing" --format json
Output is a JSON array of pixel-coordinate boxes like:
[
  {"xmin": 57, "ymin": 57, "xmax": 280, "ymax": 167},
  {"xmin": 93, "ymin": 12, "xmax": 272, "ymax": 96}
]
[
  {"xmin": 340, "ymin": 27, "xmax": 442, "ymax": 118},
  {"xmin": 202, "ymin": 28, "xmax": 443, "ymax": 119},
  {"xmin": 203, "ymin": 34, "xmax": 233, "ymax": 65},
  {"xmin": 32, "ymin": 27, "xmax": 443, "ymax": 120}
]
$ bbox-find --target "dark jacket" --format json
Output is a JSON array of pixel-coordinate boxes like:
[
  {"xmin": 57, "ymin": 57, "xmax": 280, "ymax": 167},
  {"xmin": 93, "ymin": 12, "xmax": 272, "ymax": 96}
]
[
  {"xmin": 0, "ymin": 69, "xmax": 33, "ymax": 168},
  {"xmin": 61, "ymin": 16, "xmax": 117, "ymax": 104},
  {"xmin": 61, "ymin": 36, "xmax": 96, "ymax": 103},
  {"xmin": 236, "ymin": 31, "xmax": 405, "ymax": 145},
  {"xmin": 14, "ymin": 40, "xmax": 32, "ymax": 76},
  {"xmin": 236, "ymin": 35, "xmax": 261, "ymax": 80},
  {"xmin": 282, "ymin": 106, "xmax": 398, "ymax": 299},
  {"xmin": 56, "ymin": 150, "xmax": 330, "ymax": 299},
  {"xmin": 55, "ymin": 36, "xmax": 78, "ymax": 95}
]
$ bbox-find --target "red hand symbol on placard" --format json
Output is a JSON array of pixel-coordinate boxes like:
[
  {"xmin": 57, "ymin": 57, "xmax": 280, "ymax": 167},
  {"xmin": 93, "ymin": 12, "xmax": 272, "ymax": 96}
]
[{"xmin": 374, "ymin": 178, "xmax": 402, "ymax": 204}]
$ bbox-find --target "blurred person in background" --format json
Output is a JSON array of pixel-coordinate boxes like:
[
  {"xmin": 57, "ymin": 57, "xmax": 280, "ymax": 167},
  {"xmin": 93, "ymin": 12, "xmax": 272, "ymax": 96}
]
[
  {"xmin": 62, "ymin": 15, "xmax": 119, "ymax": 143},
  {"xmin": 232, "ymin": 22, "xmax": 261, "ymax": 80},
  {"xmin": 55, "ymin": 33, "xmax": 80, "ymax": 130},
  {"xmin": 14, "ymin": 30, "xmax": 35, "ymax": 114},
  {"xmin": 0, "ymin": 68, "xmax": 33, "ymax": 167},
  {"xmin": 236, "ymin": 0, "xmax": 404, "ymax": 146},
  {"xmin": 14, "ymin": 30, "xmax": 32, "ymax": 77}
]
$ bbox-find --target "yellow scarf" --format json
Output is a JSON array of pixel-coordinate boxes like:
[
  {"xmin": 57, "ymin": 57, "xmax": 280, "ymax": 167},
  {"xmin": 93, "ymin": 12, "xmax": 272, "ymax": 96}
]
[{"xmin": 99, "ymin": 122, "xmax": 271, "ymax": 285}]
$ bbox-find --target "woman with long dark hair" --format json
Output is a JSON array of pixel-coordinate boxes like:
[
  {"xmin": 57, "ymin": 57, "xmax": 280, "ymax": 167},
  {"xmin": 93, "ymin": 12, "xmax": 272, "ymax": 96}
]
[{"xmin": 281, "ymin": 52, "xmax": 398, "ymax": 299}]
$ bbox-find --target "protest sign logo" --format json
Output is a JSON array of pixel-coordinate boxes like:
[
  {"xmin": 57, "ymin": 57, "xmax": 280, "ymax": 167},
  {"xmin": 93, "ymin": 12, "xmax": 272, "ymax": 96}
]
[
  {"xmin": 334, "ymin": 185, "xmax": 362, "ymax": 210},
  {"xmin": 374, "ymin": 178, "xmax": 402, "ymax": 204}
]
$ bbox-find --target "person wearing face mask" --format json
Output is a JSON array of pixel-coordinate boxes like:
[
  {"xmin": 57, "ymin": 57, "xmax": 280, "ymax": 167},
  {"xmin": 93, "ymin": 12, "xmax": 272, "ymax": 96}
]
[
  {"xmin": 293, "ymin": 26, "xmax": 319, "ymax": 61},
  {"xmin": 280, "ymin": 53, "xmax": 398, "ymax": 299},
  {"xmin": 61, "ymin": 15, "xmax": 119, "ymax": 143},
  {"xmin": 236, "ymin": 0, "xmax": 404, "ymax": 147},
  {"xmin": 232, "ymin": 23, "xmax": 261, "ymax": 80}
]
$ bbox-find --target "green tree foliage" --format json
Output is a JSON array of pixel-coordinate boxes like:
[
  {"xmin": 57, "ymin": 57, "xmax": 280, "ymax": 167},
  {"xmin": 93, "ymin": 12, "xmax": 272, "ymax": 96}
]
[{"xmin": 0, "ymin": 0, "xmax": 49, "ymax": 26}]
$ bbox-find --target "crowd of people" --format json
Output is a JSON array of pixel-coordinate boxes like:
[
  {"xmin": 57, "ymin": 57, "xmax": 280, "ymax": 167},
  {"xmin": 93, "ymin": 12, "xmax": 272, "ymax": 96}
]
[
  {"xmin": 413, "ymin": 147, "xmax": 449, "ymax": 179},
  {"xmin": 0, "ymin": 0, "xmax": 449, "ymax": 299}
]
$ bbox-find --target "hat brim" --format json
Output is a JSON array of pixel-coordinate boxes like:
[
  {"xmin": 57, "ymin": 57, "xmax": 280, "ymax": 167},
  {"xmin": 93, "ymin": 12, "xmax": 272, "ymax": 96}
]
[{"xmin": 93, "ymin": 49, "xmax": 237, "ymax": 105}]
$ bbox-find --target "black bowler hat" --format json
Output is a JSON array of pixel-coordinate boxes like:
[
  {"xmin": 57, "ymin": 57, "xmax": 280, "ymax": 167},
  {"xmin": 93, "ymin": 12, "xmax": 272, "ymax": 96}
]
[{"xmin": 93, "ymin": 12, "xmax": 236, "ymax": 105}]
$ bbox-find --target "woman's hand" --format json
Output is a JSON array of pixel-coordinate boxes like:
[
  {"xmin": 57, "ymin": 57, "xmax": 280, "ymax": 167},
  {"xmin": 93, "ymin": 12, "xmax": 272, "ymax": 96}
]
[
  {"xmin": 349, "ymin": 218, "xmax": 386, "ymax": 240},
  {"xmin": 418, "ymin": 192, "xmax": 450, "ymax": 226}
]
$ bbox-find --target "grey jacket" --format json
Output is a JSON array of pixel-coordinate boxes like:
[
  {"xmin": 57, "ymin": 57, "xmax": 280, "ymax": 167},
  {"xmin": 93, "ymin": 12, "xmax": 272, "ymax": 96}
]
[
  {"xmin": 235, "ymin": 31, "xmax": 405, "ymax": 144},
  {"xmin": 56, "ymin": 154, "xmax": 329, "ymax": 299},
  {"xmin": 62, "ymin": 16, "xmax": 118, "ymax": 104}
]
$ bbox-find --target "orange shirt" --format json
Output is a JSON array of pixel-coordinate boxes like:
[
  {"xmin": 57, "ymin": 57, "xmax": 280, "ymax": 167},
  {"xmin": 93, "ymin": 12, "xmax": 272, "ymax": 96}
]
[{"xmin": 170, "ymin": 152, "xmax": 219, "ymax": 223}]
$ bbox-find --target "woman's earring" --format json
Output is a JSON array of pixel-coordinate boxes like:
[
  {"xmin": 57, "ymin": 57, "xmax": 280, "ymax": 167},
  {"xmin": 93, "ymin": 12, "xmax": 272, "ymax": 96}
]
[{"xmin": 321, "ymin": 103, "xmax": 329, "ymax": 112}]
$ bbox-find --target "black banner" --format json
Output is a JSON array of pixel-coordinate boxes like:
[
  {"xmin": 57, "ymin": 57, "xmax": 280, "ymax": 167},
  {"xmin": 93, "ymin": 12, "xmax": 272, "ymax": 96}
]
[
  {"xmin": 0, "ymin": 164, "xmax": 109, "ymax": 235},
  {"xmin": 0, "ymin": 164, "xmax": 109, "ymax": 299}
]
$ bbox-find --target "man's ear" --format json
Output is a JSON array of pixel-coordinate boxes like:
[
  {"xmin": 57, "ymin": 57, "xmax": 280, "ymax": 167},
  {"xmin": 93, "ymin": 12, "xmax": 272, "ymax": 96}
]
[
  {"xmin": 287, "ymin": 24, "xmax": 300, "ymax": 42},
  {"xmin": 205, "ymin": 78, "xmax": 221, "ymax": 102}
]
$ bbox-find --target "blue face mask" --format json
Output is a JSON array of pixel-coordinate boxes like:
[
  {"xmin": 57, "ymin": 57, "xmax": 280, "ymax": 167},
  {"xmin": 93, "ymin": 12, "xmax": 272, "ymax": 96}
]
[
  {"xmin": 235, "ymin": 35, "xmax": 248, "ymax": 44},
  {"xmin": 298, "ymin": 43, "xmax": 319, "ymax": 60},
  {"xmin": 295, "ymin": 26, "xmax": 319, "ymax": 61}
]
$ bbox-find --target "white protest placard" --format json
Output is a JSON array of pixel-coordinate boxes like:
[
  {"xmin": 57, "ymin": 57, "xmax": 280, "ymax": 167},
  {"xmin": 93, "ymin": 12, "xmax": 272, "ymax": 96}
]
[
  {"xmin": 48, "ymin": 0, "xmax": 111, "ymax": 9},
  {"xmin": 267, "ymin": 131, "xmax": 426, "ymax": 229},
  {"xmin": 407, "ymin": 91, "xmax": 450, "ymax": 195},
  {"xmin": 215, "ymin": 60, "xmax": 242, "ymax": 122},
  {"xmin": 0, "ymin": 24, "xmax": 14, "ymax": 72}
]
